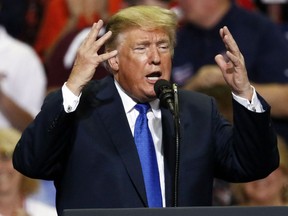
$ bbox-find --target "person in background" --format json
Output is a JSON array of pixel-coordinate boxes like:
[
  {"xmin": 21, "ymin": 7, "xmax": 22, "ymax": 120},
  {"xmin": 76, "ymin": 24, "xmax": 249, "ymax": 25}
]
[
  {"xmin": 13, "ymin": 5, "xmax": 279, "ymax": 215},
  {"xmin": 0, "ymin": 128, "xmax": 57, "ymax": 216},
  {"xmin": 44, "ymin": 0, "xmax": 172, "ymax": 94},
  {"xmin": 122, "ymin": 0, "xmax": 171, "ymax": 8},
  {"xmin": 43, "ymin": 0, "xmax": 109, "ymax": 94},
  {"xmin": 254, "ymin": 0, "xmax": 288, "ymax": 24},
  {"xmin": 23, "ymin": 0, "xmax": 46, "ymax": 45},
  {"xmin": 0, "ymin": 0, "xmax": 29, "ymax": 40},
  {"xmin": 122, "ymin": 0, "xmax": 181, "ymax": 17},
  {"xmin": 231, "ymin": 135, "xmax": 288, "ymax": 206},
  {"xmin": 0, "ymin": 0, "xmax": 46, "ymax": 45},
  {"xmin": 236, "ymin": 0, "xmax": 256, "ymax": 10},
  {"xmin": 254, "ymin": 0, "xmax": 288, "ymax": 41},
  {"xmin": 34, "ymin": 0, "xmax": 109, "ymax": 62},
  {"xmin": 0, "ymin": 17, "xmax": 46, "ymax": 132},
  {"xmin": 172, "ymin": 0, "xmax": 288, "ymax": 144},
  {"xmin": 0, "ymin": 2, "xmax": 55, "ymax": 208}
]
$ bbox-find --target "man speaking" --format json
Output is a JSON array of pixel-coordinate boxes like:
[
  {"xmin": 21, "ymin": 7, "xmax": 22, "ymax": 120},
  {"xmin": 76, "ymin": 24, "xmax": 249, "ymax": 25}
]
[{"xmin": 13, "ymin": 5, "xmax": 279, "ymax": 216}]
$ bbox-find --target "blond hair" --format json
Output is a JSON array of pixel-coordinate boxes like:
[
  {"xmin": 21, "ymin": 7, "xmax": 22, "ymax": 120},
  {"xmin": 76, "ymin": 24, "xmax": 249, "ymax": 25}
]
[
  {"xmin": 105, "ymin": 5, "xmax": 178, "ymax": 54},
  {"xmin": 0, "ymin": 128, "xmax": 39, "ymax": 197}
]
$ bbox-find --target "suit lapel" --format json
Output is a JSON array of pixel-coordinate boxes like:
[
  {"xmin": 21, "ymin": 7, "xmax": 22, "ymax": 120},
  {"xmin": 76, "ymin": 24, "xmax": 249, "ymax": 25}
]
[
  {"xmin": 87, "ymin": 76, "xmax": 180, "ymax": 207},
  {"xmin": 91, "ymin": 76, "xmax": 148, "ymax": 206}
]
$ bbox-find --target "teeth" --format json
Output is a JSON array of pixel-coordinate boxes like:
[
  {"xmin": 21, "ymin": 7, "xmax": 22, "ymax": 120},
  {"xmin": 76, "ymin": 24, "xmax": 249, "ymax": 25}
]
[{"xmin": 147, "ymin": 77, "xmax": 160, "ymax": 80}]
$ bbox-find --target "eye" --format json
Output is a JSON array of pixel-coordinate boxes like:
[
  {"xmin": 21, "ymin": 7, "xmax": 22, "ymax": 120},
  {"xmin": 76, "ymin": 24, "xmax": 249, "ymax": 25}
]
[
  {"xmin": 134, "ymin": 45, "xmax": 146, "ymax": 53},
  {"xmin": 158, "ymin": 43, "xmax": 170, "ymax": 52},
  {"xmin": 135, "ymin": 47, "xmax": 145, "ymax": 50},
  {"xmin": 160, "ymin": 45, "xmax": 169, "ymax": 49}
]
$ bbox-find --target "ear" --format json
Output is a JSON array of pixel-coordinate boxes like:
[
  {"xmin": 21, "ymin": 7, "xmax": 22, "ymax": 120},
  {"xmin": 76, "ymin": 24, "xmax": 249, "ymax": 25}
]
[{"xmin": 107, "ymin": 55, "xmax": 119, "ymax": 71}]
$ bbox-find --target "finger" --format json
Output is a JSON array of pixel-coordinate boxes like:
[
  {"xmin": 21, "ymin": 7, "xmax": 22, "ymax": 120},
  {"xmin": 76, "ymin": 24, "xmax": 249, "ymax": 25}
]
[
  {"xmin": 83, "ymin": 20, "xmax": 104, "ymax": 46},
  {"xmin": 219, "ymin": 27, "xmax": 224, "ymax": 40},
  {"xmin": 90, "ymin": 30, "xmax": 113, "ymax": 52},
  {"xmin": 98, "ymin": 50, "xmax": 118, "ymax": 63},
  {"xmin": 222, "ymin": 26, "xmax": 241, "ymax": 56},
  {"xmin": 226, "ymin": 51, "xmax": 241, "ymax": 68},
  {"xmin": 219, "ymin": 27, "xmax": 227, "ymax": 50}
]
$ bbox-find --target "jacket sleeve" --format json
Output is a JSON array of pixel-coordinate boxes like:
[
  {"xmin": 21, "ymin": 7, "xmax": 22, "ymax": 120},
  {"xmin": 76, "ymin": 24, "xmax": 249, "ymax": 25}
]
[
  {"xmin": 213, "ymin": 95, "xmax": 279, "ymax": 182},
  {"xmin": 13, "ymin": 89, "xmax": 75, "ymax": 180}
]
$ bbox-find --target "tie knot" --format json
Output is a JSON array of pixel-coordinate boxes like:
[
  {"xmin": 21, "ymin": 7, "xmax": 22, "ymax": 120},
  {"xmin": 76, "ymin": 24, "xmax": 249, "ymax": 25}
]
[{"xmin": 135, "ymin": 103, "xmax": 150, "ymax": 114}]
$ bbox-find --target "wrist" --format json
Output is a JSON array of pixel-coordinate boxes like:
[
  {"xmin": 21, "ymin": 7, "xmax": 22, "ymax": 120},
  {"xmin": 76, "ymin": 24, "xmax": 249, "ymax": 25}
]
[
  {"xmin": 233, "ymin": 85, "xmax": 253, "ymax": 102},
  {"xmin": 66, "ymin": 78, "xmax": 84, "ymax": 97}
]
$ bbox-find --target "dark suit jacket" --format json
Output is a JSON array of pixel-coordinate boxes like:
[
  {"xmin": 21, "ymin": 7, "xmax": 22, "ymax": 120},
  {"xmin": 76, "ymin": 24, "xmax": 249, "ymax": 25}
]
[{"xmin": 13, "ymin": 75, "xmax": 279, "ymax": 215}]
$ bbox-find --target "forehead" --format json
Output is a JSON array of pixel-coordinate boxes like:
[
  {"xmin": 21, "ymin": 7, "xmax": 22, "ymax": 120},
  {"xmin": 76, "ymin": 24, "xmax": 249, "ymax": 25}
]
[{"xmin": 118, "ymin": 28, "xmax": 170, "ymax": 44}]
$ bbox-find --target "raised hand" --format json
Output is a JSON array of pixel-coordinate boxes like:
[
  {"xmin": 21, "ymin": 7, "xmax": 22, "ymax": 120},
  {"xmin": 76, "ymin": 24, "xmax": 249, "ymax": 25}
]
[
  {"xmin": 215, "ymin": 26, "xmax": 253, "ymax": 101},
  {"xmin": 66, "ymin": 20, "xmax": 118, "ymax": 96}
]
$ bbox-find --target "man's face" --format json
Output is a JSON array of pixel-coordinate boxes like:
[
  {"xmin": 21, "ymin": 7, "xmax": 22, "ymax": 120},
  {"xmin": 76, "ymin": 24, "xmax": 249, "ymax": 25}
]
[{"xmin": 113, "ymin": 28, "xmax": 172, "ymax": 102}]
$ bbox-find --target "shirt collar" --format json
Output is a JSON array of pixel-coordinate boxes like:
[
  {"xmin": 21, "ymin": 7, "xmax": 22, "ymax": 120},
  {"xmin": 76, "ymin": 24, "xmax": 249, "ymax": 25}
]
[{"xmin": 114, "ymin": 80, "xmax": 161, "ymax": 118}]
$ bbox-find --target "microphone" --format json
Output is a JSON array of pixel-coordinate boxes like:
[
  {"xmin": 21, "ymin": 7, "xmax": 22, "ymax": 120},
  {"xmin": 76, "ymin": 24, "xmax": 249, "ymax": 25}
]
[
  {"xmin": 154, "ymin": 79, "xmax": 175, "ymax": 115},
  {"xmin": 155, "ymin": 79, "xmax": 181, "ymax": 206}
]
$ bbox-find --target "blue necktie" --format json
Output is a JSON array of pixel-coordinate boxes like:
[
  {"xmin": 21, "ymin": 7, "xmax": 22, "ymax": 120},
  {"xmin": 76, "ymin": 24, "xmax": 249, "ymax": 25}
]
[{"xmin": 134, "ymin": 103, "xmax": 162, "ymax": 207}]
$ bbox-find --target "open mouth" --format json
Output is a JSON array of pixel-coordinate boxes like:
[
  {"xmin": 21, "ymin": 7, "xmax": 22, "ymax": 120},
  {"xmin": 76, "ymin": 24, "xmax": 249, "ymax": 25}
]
[{"xmin": 146, "ymin": 71, "xmax": 162, "ymax": 81}]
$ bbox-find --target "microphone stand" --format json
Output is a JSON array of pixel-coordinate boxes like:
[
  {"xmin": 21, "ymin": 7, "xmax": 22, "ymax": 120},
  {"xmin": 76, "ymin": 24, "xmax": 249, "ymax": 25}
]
[{"xmin": 172, "ymin": 83, "xmax": 181, "ymax": 207}]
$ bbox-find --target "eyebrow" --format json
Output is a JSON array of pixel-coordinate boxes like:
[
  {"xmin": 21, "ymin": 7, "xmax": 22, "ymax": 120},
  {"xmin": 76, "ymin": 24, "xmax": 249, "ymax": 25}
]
[{"xmin": 135, "ymin": 38, "xmax": 170, "ymax": 46}]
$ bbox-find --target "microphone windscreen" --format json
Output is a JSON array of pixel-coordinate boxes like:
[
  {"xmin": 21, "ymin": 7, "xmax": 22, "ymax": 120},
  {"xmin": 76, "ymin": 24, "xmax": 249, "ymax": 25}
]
[{"xmin": 154, "ymin": 79, "xmax": 172, "ymax": 98}]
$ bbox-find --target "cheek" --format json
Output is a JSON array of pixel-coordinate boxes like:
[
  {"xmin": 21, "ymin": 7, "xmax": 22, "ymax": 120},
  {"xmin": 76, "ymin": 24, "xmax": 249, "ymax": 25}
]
[
  {"xmin": 120, "ymin": 60, "xmax": 148, "ymax": 81},
  {"xmin": 130, "ymin": 55, "xmax": 148, "ymax": 66},
  {"xmin": 162, "ymin": 57, "xmax": 172, "ymax": 76},
  {"xmin": 163, "ymin": 55, "xmax": 172, "ymax": 67},
  {"xmin": 119, "ymin": 53, "xmax": 147, "ymax": 69}
]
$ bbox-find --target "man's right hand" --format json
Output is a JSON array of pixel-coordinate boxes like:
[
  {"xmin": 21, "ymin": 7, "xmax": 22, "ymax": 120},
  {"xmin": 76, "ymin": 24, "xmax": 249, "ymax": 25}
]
[{"xmin": 66, "ymin": 20, "xmax": 118, "ymax": 96}]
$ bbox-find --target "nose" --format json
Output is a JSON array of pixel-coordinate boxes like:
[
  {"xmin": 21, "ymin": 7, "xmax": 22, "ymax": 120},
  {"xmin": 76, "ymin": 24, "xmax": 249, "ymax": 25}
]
[{"xmin": 150, "ymin": 46, "xmax": 161, "ymax": 65}]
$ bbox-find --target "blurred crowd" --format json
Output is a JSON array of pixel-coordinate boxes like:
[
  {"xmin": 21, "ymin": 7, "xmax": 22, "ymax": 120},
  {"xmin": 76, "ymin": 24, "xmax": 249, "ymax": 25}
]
[{"xmin": 0, "ymin": 0, "xmax": 288, "ymax": 215}]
